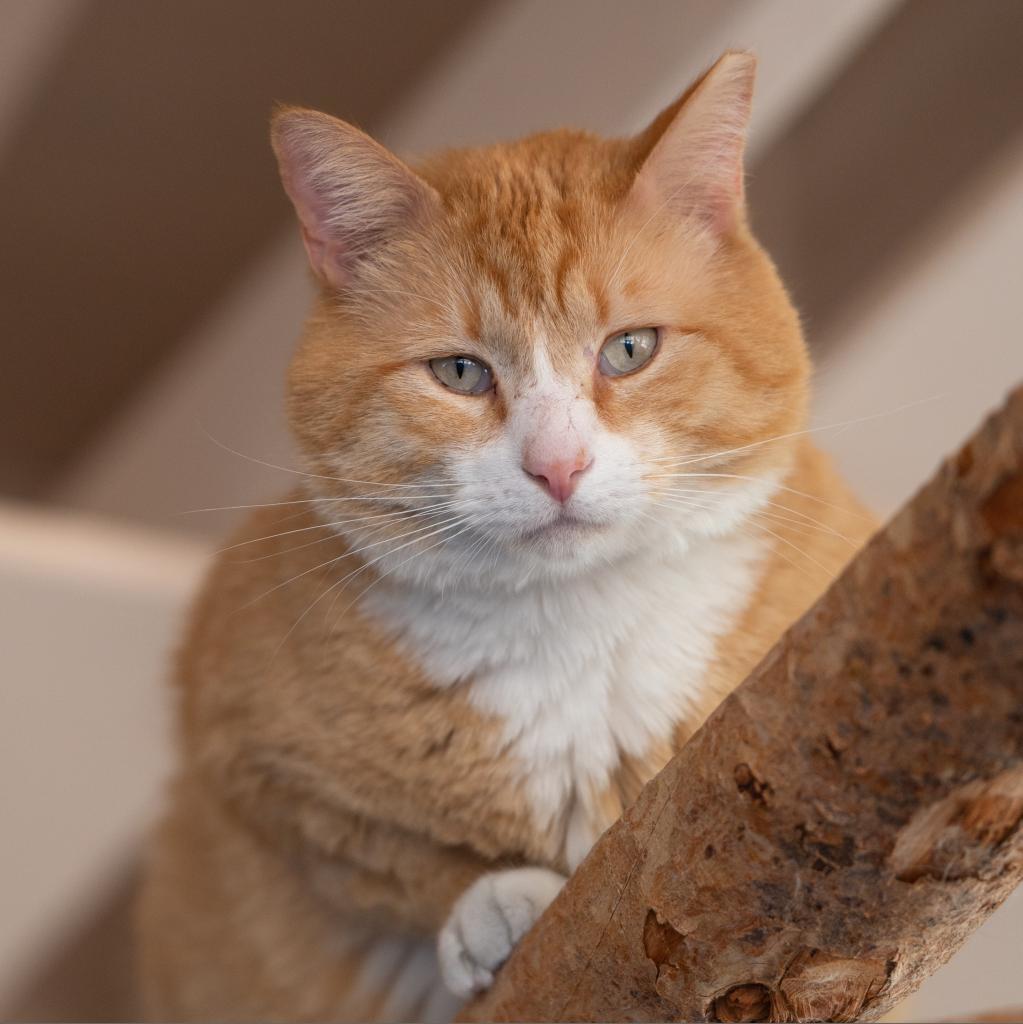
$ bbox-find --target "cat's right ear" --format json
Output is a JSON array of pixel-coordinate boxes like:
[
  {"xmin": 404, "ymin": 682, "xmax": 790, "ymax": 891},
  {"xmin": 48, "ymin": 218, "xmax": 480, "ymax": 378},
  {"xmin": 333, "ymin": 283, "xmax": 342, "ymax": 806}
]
[
  {"xmin": 625, "ymin": 51, "xmax": 756, "ymax": 235},
  {"xmin": 271, "ymin": 107, "xmax": 440, "ymax": 291}
]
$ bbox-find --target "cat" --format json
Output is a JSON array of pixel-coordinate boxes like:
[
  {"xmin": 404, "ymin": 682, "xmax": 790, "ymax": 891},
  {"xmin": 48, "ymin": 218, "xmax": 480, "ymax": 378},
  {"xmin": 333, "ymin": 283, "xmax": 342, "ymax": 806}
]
[{"xmin": 136, "ymin": 51, "xmax": 874, "ymax": 1021}]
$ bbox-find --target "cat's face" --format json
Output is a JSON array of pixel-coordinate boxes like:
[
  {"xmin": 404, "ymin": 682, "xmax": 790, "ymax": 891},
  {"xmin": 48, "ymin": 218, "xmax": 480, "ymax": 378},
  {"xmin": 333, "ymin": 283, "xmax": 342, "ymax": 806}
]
[{"xmin": 276, "ymin": 53, "xmax": 808, "ymax": 588}]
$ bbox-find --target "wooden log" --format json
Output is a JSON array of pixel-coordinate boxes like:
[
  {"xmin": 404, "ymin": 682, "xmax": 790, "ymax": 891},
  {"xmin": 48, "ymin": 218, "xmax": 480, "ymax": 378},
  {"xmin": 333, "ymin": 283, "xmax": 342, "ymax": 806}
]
[{"xmin": 462, "ymin": 384, "xmax": 1023, "ymax": 1023}]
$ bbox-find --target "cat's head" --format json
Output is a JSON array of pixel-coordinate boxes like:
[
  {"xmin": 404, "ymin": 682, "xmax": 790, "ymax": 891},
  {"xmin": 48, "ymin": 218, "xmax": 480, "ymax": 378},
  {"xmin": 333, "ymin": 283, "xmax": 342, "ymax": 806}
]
[{"xmin": 272, "ymin": 52, "xmax": 808, "ymax": 588}]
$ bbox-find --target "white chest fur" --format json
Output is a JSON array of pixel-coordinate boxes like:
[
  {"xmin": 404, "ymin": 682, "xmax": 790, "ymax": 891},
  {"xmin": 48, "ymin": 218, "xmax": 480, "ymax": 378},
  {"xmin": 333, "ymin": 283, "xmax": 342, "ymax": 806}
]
[{"xmin": 362, "ymin": 530, "xmax": 766, "ymax": 867}]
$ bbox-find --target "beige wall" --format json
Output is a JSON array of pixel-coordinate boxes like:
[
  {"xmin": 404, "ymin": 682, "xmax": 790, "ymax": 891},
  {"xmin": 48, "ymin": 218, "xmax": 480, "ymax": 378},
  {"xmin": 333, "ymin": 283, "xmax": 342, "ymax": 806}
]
[
  {"xmin": 0, "ymin": 504, "xmax": 206, "ymax": 1004},
  {"xmin": 814, "ymin": 135, "xmax": 1023, "ymax": 520}
]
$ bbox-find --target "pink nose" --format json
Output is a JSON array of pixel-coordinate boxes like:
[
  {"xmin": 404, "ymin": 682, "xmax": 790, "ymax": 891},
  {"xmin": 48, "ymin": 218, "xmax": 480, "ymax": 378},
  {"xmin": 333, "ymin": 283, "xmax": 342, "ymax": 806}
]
[{"xmin": 522, "ymin": 451, "xmax": 593, "ymax": 504}]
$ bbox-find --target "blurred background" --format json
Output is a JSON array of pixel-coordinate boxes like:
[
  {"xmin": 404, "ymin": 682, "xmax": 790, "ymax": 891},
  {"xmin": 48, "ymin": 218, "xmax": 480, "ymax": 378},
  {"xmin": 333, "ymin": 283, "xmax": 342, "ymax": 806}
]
[{"xmin": 2, "ymin": 0, "xmax": 1022, "ymax": 1019}]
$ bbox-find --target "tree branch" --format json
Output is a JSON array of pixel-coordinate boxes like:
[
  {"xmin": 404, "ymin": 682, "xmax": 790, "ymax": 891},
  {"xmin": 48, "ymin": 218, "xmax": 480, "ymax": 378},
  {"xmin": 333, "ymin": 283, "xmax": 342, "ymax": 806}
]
[{"xmin": 462, "ymin": 384, "xmax": 1023, "ymax": 1023}]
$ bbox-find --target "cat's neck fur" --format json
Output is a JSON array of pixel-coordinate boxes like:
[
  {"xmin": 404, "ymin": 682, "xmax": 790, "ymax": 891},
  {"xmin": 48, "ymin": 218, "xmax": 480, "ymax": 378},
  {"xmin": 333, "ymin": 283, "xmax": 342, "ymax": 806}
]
[{"xmin": 357, "ymin": 515, "xmax": 769, "ymax": 867}]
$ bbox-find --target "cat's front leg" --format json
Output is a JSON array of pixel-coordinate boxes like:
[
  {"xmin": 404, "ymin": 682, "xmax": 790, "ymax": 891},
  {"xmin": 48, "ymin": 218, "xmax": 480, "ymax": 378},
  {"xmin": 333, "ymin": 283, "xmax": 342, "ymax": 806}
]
[{"xmin": 437, "ymin": 866, "xmax": 567, "ymax": 998}]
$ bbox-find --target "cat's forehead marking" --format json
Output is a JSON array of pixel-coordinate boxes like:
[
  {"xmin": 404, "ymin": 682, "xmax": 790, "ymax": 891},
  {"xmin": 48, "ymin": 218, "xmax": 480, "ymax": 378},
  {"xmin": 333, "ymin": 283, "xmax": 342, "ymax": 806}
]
[
  {"xmin": 427, "ymin": 139, "xmax": 638, "ymax": 382},
  {"xmin": 463, "ymin": 257, "xmax": 609, "ymax": 386},
  {"xmin": 442, "ymin": 159, "xmax": 613, "ymax": 310}
]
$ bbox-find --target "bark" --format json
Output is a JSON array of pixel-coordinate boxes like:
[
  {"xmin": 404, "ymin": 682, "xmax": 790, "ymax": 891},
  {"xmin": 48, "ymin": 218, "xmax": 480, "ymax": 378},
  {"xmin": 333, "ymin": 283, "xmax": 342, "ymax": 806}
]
[{"xmin": 462, "ymin": 384, "xmax": 1023, "ymax": 1024}]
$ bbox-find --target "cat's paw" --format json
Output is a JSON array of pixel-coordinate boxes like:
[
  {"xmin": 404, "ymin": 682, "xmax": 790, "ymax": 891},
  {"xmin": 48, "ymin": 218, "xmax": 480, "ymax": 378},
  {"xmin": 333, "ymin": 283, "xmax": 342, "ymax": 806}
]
[{"xmin": 437, "ymin": 866, "xmax": 566, "ymax": 998}]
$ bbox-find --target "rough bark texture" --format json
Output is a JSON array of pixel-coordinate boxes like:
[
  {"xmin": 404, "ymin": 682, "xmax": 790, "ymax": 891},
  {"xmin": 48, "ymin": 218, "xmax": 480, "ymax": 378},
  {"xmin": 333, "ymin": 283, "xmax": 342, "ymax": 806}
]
[{"xmin": 462, "ymin": 385, "xmax": 1023, "ymax": 1024}]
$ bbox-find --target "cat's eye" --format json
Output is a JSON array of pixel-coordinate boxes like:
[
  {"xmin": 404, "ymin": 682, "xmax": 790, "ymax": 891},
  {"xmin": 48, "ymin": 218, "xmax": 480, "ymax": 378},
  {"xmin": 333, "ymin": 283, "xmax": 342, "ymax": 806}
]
[
  {"xmin": 598, "ymin": 328, "xmax": 658, "ymax": 377},
  {"xmin": 429, "ymin": 355, "xmax": 494, "ymax": 395}
]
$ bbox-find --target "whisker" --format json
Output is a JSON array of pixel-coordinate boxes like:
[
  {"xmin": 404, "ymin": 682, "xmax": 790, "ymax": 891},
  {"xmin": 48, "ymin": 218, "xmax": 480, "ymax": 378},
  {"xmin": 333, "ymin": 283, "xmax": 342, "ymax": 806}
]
[
  {"xmin": 217, "ymin": 499, "xmax": 471, "ymax": 556},
  {"xmin": 751, "ymin": 521, "xmax": 836, "ymax": 580},
  {"xmin": 234, "ymin": 510, "xmax": 474, "ymax": 615},
  {"xmin": 647, "ymin": 497, "xmax": 826, "ymax": 584},
  {"xmin": 270, "ymin": 510, "xmax": 484, "ymax": 660},
  {"xmin": 476, "ymin": 530, "xmax": 504, "ymax": 587},
  {"xmin": 182, "ymin": 491, "xmax": 465, "ymax": 516},
  {"xmin": 651, "ymin": 472, "xmax": 873, "ymax": 522},
  {"xmin": 646, "ymin": 498, "xmax": 722, "ymax": 523},
  {"xmin": 331, "ymin": 513, "xmax": 497, "ymax": 626},
  {"xmin": 230, "ymin": 502, "xmax": 475, "ymax": 563},
  {"xmin": 657, "ymin": 487, "xmax": 859, "ymax": 547},
  {"xmin": 180, "ymin": 495, "xmax": 328, "ymax": 515},
  {"xmin": 657, "ymin": 497, "xmax": 853, "ymax": 549},
  {"xmin": 645, "ymin": 396, "xmax": 944, "ymax": 471},
  {"xmin": 478, "ymin": 521, "xmax": 506, "ymax": 582},
  {"xmin": 747, "ymin": 507, "xmax": 857, "ymax": 547},
  {"xmin": 199, "ymin": 429, "xmax": 470, "ymax": 491},
  {"xmin": 325, "ymin": 512, "xmax": 479, "ymax": 603},
  {"xmin": 444, "ymin": 522, "xmax": 491, "ymax": 595},
  {"xmin": 283, "ymin": 515, "xmax": 483, "ymax": 657},
  {"xmin": 266, "ymin": 512, "xmax": 473, "ymax": 663}
]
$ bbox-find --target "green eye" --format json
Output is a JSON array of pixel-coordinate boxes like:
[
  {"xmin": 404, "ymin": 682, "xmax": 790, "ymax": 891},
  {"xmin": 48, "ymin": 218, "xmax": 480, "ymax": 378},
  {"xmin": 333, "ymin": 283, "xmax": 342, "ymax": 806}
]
[
  {"xmin": 429, "ymin": 355, "xmax": 494, "ymax": 395},
  {"xmin": 599, "ymin": 328, "xmax": 658, "ymax": 377}
]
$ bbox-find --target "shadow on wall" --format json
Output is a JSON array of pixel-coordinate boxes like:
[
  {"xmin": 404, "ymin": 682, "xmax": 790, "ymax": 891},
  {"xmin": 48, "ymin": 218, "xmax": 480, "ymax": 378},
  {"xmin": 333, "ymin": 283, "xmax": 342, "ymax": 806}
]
[{"xmin": 3, "ymin": 868, "xmax": 139, "ymax": 1022}]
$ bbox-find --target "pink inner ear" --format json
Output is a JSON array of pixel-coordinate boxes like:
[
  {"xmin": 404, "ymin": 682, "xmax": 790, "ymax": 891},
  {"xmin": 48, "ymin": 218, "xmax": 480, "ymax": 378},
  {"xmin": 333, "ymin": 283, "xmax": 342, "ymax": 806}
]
[
  {"xmin": 277, "ymin": 155, "xmax": 354, "ymax": 290},
  {"xmin": 296, "ymin": 226, "xmax": 346, "ymax": 290},
  {"xmin": 296, "ymin": 219, "xmax": 350, "ymax": 291},
  {"xmin": 627, "ymin": 154, "xmax": 742, "ymax": 238},
  {"xmin": 273, "ymin": 110, "xmax": 440, "ymax": 293},
  {"xmin": 627, "ymin": 53, "xmax": 755, "ymax": 236},
  {"xmin": 707, "ymin": 164, "xmax": 746, "ymax": 235}
]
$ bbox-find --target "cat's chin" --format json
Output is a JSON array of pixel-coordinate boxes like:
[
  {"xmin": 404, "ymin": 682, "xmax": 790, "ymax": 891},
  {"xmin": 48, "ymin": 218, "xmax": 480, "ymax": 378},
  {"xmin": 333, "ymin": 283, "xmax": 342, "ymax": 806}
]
[
  {"xmin": 516, "ymin": 514, "xmax": 602, "ymax": 545},
  {"xmin": 506, "ymin": 513, "xmax": 645, "ymax": 574}
]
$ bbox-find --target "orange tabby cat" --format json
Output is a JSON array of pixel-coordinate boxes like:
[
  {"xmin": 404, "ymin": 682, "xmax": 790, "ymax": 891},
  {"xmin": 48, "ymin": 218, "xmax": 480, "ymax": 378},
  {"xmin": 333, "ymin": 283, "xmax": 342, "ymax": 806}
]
[{"xmin": 137, "ymin": 52, "xmax": 873, "ymax": 1021}]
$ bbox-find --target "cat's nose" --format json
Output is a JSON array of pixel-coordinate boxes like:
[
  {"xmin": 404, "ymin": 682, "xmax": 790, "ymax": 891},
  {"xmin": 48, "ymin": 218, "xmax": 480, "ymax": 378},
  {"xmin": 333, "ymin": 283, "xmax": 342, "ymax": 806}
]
[{"xmin": 522, "ymin": 450, "xmax": 593, "ymax": 503}]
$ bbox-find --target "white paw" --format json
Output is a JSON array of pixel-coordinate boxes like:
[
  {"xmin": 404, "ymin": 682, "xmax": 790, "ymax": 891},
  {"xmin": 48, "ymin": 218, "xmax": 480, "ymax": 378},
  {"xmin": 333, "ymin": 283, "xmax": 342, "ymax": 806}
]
[{"xmin": 437, "ymin": 866, "xmax": 566, "ymax": 999}]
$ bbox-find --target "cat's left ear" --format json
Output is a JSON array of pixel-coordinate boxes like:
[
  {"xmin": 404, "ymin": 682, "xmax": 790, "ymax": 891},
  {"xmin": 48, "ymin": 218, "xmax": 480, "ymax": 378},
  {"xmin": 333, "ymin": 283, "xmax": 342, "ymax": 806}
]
[
  {"xmin": 625, "ymin": 51, "xmax": 756, "ymax": 235},
  {"xmin": 271, "ymin": 106, "xmax": 440, "ymax": 291}
]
